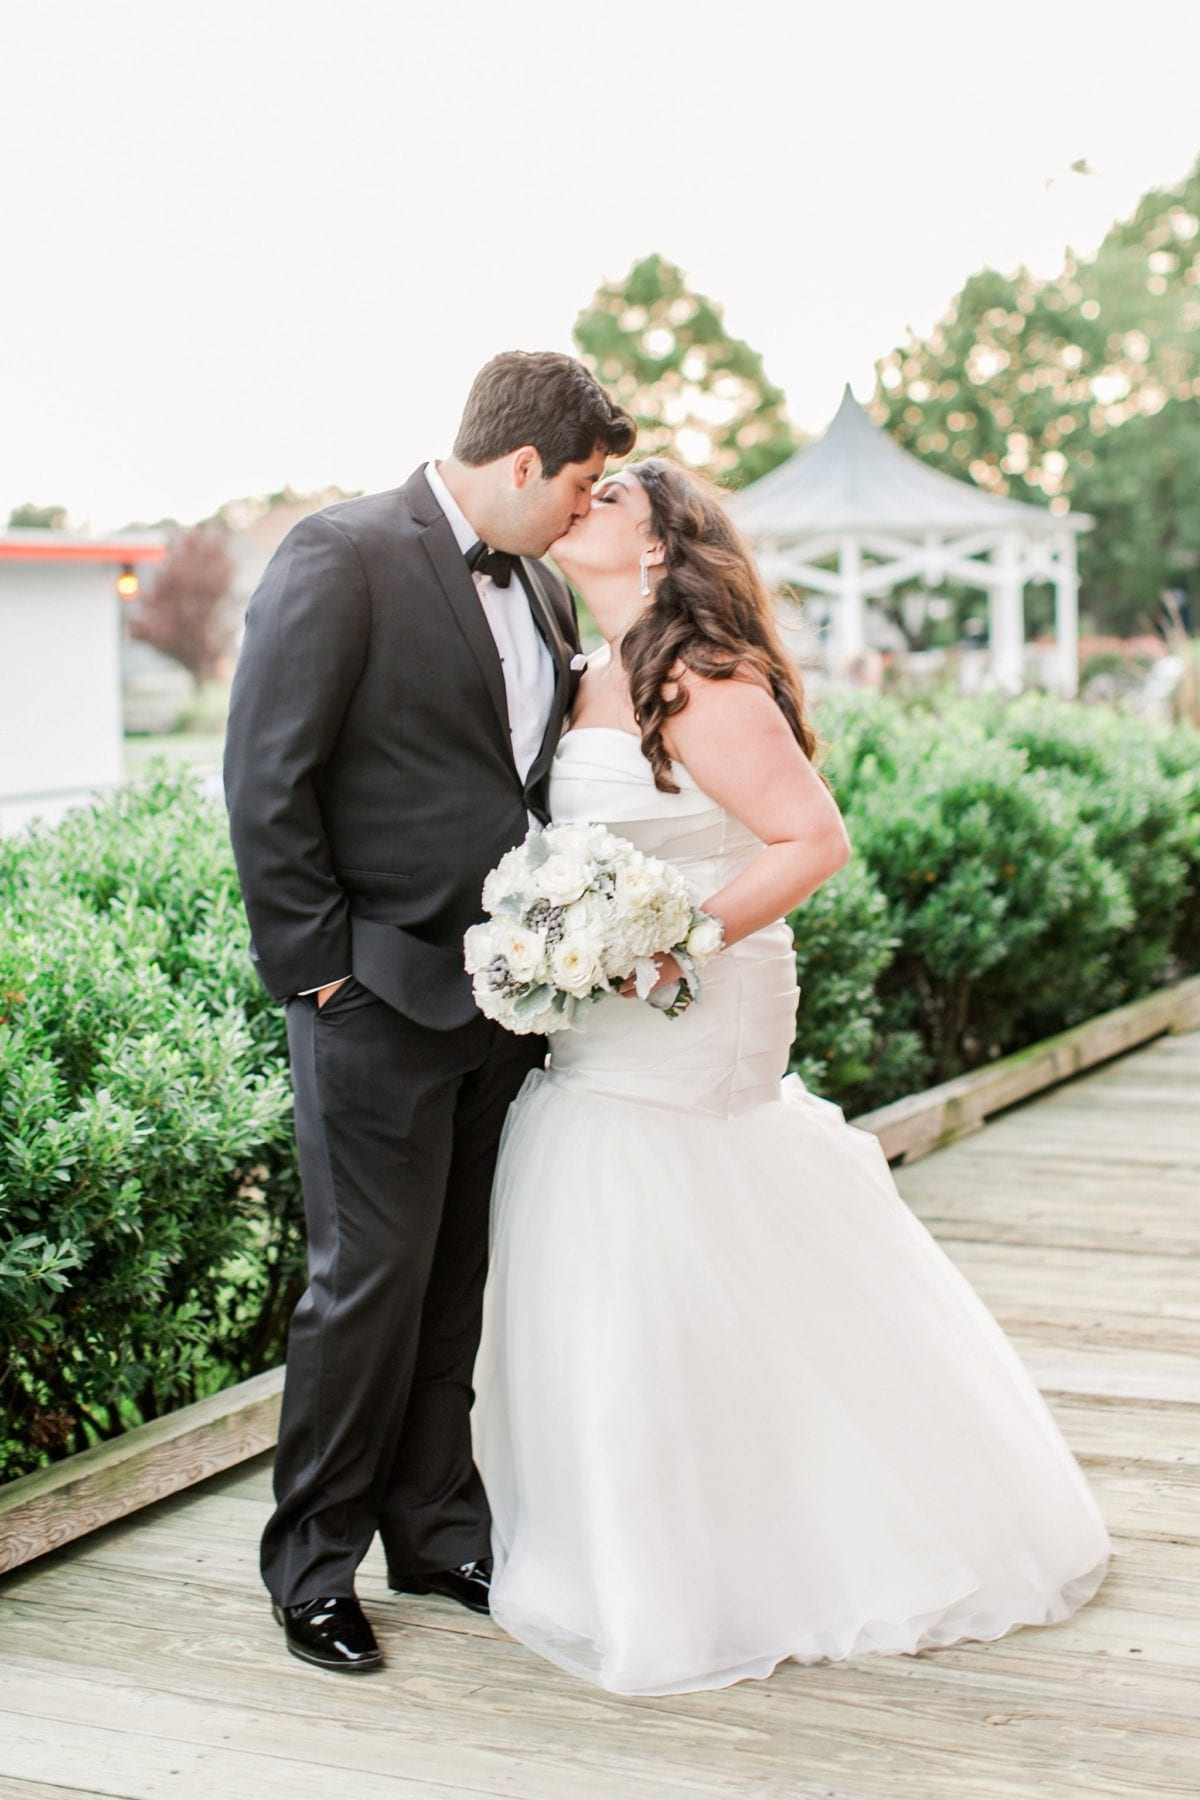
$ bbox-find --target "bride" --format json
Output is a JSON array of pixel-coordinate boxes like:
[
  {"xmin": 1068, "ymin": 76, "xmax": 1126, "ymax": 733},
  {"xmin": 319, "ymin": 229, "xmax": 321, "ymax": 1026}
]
[{"xmin": 472, "ymin": 457, "xmax": 1110, "ymax": 1697}]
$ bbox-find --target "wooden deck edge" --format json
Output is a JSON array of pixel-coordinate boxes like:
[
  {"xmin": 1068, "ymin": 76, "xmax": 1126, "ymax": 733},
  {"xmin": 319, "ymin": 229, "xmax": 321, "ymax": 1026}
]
[
  {"xmin": 853, "ymin": 972, "xmax": 1200, "ymax": 1166},
  {"xmin": 2, "ymin": 973, "xmax": 1197, "ymax": 1574},
  {"xmin": 0, "ymin": 1367, "xmax": 283, "ymax": 1574}
]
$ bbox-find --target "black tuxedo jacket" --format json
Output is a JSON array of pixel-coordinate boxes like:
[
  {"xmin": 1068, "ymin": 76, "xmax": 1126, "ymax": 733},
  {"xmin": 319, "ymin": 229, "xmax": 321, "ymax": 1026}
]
[{"xmin": 223, "ymin": 466, "xmax": 581, "ymax": 1029}]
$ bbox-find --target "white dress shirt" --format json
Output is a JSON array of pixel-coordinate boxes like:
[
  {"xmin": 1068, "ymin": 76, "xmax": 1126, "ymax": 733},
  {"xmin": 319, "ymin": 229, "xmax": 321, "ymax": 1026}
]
[{"xmin": 423, "ymin": 459, "xmax": 556, "ymax": 784}]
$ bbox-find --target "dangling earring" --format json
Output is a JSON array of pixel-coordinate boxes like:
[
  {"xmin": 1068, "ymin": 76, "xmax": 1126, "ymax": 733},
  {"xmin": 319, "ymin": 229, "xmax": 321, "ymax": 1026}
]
[{"xmin": 639, "ymin": 553, "xmax": 651, "ymax": 598}]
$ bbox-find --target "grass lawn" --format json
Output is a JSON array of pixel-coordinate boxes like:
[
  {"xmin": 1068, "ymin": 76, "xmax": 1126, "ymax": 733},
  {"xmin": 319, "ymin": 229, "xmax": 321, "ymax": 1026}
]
[{"xmin": 123, "ymin": 733, "xmax": 226, "ymax": 777}]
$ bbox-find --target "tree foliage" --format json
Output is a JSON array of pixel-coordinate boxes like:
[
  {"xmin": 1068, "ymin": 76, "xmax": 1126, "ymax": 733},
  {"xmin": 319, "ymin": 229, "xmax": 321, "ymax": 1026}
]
[
  {"xmin": 872, "ymin": 158, "xmax": 1200, "ymax": 633},
  {"xmin": 574, "ymin": 254, "xmax": 801, "ymax": 488},
  {"xmin": 129, "ymin": 525, "xmax": 235, "ymax": 685},
  {"xmin": 210, "ymin": 483, "xmax": 360, "ymax": 534},
  {"xmin": 7, "ymin": 502, "xmax": 69, "ymax": 530}
]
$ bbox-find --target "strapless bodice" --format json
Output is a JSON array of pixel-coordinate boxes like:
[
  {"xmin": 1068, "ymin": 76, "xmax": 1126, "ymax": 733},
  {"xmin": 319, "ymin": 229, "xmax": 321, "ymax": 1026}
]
[
  {"xmin": 550, "ymin": 727, "xmax": 765, "ymax": 900},
  {"xmin": 545, "ymin": 728, "xmax": 798, "ymax": 1118}
]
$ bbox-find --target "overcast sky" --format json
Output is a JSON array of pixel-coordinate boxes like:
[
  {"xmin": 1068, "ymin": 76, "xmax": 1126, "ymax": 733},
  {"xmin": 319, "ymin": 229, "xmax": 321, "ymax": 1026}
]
[{"xmin": 3, "ymin": 0, "xmax": 1197, "ymax": 530}]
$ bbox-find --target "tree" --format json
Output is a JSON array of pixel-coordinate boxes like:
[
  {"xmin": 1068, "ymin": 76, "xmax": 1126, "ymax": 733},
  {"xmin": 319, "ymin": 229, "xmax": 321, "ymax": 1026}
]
[
  {"xmin": 573, "ymin": 254, "xmax": 802, "ymax": 488},
  {"xmin": 210, "ymin": 483, "xmax": 360, "ymax": 534},
  {"xmin": 7, "ymin": 502, "xmax": 69, "ymax": 529},
  {"xmin": 872, "ymin": 157, "xmax": 1200, "ymax": 633},
  {"xmin": 129, "ymin": 525, "xmax": 235, "ymax": 685}
]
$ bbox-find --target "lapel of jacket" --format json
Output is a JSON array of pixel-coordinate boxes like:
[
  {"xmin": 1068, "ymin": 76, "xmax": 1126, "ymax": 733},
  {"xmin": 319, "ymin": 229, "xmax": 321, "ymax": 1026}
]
[
  {"xmin": 517, "ymin": 556, "xmax": 575, "ymax": 799},
  {"xmin": 407, "ymin": 467, "xmax": 511, "ymax": 748}
]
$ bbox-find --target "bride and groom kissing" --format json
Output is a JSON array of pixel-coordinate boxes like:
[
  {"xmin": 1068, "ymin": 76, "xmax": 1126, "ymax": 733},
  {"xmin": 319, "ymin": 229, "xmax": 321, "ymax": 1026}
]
[{"xmin": 223, "ymin": 351, "xmax": 1109, "ymax": 1697}]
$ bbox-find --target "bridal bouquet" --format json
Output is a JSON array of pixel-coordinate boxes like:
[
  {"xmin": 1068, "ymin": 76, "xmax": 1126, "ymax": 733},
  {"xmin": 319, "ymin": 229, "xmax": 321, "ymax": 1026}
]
[{"xmin": 464, "ymin": 823, "xmax": 724, "ymax": 1036}]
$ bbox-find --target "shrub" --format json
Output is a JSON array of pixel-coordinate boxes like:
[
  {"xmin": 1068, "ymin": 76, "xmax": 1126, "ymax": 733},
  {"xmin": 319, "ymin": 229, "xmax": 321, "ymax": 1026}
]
[
  {"xmin": 0, "ymin": 771, "xmax": 301, "ymax": 1480},
  {"xmin": 996, "ymin": 696, "xmax": 1196, "ymax": 1013},
  {"xmin": 802, "ymin": 694, "xmax": 1200, "ymax": 1095},
  {"xmin": 788, "ymin": 857, "xmax": 929, "ymax": 1111}
]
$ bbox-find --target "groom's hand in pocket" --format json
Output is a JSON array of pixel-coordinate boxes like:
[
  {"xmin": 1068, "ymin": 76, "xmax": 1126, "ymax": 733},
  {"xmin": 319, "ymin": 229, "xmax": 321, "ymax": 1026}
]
[{"xmin": 316, "ymin": 978, "xmax": 350, "ymax": 1009}]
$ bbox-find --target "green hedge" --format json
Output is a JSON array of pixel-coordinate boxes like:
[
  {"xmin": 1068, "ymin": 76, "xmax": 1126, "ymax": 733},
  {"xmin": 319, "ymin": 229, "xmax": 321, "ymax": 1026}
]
[
  {"xmin": 0, "ymin": 772, "xmax": 300, "ymax": 1479},
  {"xmin": 2, "ymin": 698, "xmax": 1198, "ymax": 1478},
  {"xmin": 791, "ymin": 693, "xmax": 1200, "ymax": 1110}
]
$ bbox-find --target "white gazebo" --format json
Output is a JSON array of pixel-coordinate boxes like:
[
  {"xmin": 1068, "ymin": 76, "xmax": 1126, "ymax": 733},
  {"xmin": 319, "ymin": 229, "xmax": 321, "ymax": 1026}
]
[{"xmin": 732, "ymin": 387, "xmax": 1091, "ymax": 695}]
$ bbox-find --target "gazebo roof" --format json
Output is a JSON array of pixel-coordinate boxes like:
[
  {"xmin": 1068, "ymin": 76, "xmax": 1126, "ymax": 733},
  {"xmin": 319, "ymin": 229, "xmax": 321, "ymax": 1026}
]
[{"xmin": 732, "ymin": 387, "xmax": 1092, "ymax": 538}]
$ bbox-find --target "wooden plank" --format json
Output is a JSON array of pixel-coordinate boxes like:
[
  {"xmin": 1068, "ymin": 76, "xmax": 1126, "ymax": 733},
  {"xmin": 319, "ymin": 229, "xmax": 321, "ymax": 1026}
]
[
  {"xmin": 0, "ymin": 1785, "xmax": 110, "ymax": 1800},
  {"xmin": 1043, "ymin": 1392, "xmax": 1200, "ymax": 1467},
  {"xmin": 0, "ymin": 1367, "xmax": 283, "ymax": 1574},
  {"xmin": 855, "ymin": 978, "xmax": 1200, "ymax": 1164},
  {"xmin": 0, "ymin": 1714, "xmax": 479, "ymax": 1800},
  {"xmin": 1015, "ymin": 1347, "xmax": 1200, "ymax": 1407},
  {"xmin": 932, "ymin": 1242, "xmax": 1200, "ymax": 1318}
]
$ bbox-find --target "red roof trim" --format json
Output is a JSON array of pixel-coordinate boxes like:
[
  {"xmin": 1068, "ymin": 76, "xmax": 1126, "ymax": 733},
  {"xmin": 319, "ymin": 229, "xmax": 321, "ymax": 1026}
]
[{"xmin": 0, "ymin": 543, "xmax": 166, "ymax": 564}]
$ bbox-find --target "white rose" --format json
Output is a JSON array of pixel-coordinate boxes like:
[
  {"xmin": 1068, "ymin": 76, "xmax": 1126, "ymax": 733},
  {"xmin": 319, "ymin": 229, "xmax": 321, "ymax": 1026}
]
[
  {"xmin": 501, "ymin": 923, "xmax": 547, "ymax": 982},
  {"xmin": 534, "ymin": 853, "xmax": 592, "ymax": 906},
  {"xmin": 686, "ymin": 914, "xmax": 725, "ymax": 962},
  {"xmin": 551, "ymin": 939, "xmax": 605, "ymax": 998},
  {"xmin": 543, "ymin": 822, "xmax": 593, "ymax": 860},
  {"xmin": 613, "ymin": 862, "xmax": 658, "ymax": 910}
]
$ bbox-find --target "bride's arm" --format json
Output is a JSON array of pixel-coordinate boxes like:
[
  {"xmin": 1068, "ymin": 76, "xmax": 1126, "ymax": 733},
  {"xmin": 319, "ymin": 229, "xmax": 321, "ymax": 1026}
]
[{"xmin": 663, "ymin": 673, "xmax": 851, "ymax": 949}]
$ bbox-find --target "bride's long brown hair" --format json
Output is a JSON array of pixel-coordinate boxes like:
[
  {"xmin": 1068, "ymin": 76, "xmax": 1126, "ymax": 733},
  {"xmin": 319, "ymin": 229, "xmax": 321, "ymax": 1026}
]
[{"xmin": 620, "ymin": 458, "xmax": 819, "ymax": 793}]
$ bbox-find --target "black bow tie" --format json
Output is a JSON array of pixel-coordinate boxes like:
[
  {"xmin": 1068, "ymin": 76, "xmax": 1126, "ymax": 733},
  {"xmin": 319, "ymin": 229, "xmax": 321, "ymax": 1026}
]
[{"xmin": 466, "ymin": 540, "xmax": 515, "ymax": 588}]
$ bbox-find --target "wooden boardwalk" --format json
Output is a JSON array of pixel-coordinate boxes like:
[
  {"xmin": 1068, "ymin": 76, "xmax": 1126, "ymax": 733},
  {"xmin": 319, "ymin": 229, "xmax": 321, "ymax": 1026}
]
[{"xmin": 1, "ymin": 1029, "xmax": 1197, "ymax": 1799}]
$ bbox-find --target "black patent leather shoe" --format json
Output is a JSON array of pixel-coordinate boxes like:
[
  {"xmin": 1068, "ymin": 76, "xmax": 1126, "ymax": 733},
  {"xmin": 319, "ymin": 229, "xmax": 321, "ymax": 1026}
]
[
  {"xmin": 272, "ymin": 1595, "xmax": 383, "ymax": 1672},
  {"xmin": 388, "ymin": 1556, "xmax": 492, "ymax": 1614}
]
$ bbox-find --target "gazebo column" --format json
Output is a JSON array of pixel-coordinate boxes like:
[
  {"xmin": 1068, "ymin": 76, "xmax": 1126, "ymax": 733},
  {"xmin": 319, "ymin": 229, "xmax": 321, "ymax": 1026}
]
[
  {"xmin": 988, "ymin": 533, "xmax": 1025, "ymax": 694},
  {"xmin": 1052, "ymin": 533, "xmax": 1080, "ymax": 698},
  {"xmin": 835, "ymin": 535, "xmax": 866, "ymax": 672}
]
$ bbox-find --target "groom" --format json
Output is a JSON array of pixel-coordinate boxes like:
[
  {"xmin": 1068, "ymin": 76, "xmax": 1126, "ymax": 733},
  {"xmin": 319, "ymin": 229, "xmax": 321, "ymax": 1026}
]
[{"xmin": 224, "ymin": 353, "xmax": 635, "ymax": 1672}]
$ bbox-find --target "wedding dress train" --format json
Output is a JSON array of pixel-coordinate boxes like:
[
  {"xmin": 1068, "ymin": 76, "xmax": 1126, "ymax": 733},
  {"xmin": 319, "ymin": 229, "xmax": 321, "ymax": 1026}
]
[{"xmin": 473, "ymin": 728, "xmax": 1110, "ymax": 1696}]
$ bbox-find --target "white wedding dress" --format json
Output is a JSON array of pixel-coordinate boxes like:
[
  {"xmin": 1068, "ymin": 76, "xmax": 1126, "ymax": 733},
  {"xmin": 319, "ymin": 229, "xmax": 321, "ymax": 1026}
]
[{"xmin": 473, "ymin": 727, "xmax": 1110, "ymax": 1696}]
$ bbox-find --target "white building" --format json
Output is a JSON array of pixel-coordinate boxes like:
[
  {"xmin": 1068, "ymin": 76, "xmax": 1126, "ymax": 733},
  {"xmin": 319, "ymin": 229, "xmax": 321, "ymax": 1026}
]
[
  {"xmin": 0, "ymin": 530, "xmax": 165, "ymax": 830},
  {"xmin": 732, "ymin": 388, "xmax": 1092, "ymax": 695}
]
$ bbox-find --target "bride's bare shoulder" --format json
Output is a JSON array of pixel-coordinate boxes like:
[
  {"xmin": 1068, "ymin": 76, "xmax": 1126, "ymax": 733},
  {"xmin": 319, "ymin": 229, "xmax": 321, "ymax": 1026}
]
[{"xmin": 661, "ymin": 663, "xmax": 778, "ymax": 740}]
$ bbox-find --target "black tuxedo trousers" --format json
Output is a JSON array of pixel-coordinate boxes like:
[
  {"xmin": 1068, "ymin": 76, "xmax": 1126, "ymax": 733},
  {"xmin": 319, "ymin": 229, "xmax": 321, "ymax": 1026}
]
[
  {"xmin": 264, "ymin": 982, "xmax": 542, "ymax": 1604},
  {"xmin": 223, "ymin": 470, "xmax": 581, "ymax": 1607}
]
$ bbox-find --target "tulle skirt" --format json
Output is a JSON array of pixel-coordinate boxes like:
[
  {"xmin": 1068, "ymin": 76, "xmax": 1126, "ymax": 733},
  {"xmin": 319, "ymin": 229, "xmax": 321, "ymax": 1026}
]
[{"xmin": 473, "ymin": 1071, "xmax": 1110, "ymax": 1696}]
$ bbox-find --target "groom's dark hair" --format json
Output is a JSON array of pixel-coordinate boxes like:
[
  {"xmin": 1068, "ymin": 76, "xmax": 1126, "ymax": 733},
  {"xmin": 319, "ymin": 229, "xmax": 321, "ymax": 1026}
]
[{"xmin": 453, "ymin": 351, "xmax": 636, "ymax": 477}]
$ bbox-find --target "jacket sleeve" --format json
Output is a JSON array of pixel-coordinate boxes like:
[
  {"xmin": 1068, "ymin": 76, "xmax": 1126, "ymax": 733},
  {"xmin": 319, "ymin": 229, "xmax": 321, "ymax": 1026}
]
[{"xmin": 222, "ymin": 513, "xmax": 369, "ymax": 999}]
